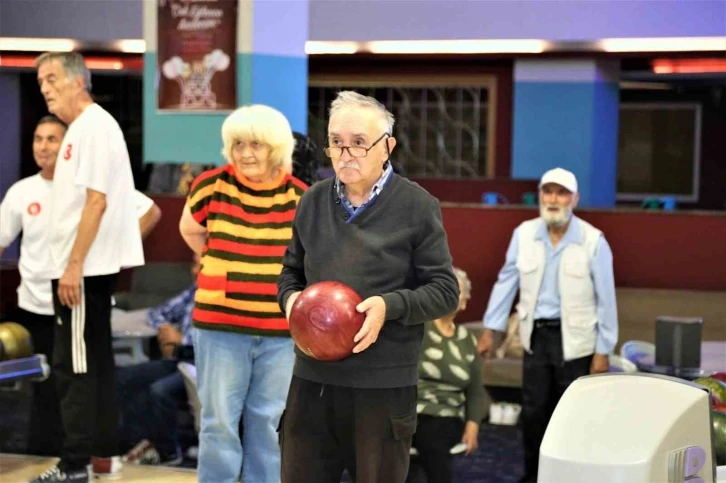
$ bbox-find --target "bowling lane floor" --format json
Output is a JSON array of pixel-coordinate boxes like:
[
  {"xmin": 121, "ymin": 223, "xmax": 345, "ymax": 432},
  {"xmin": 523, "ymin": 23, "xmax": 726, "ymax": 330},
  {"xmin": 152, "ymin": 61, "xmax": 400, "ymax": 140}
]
[
  {"xmin": 0, "ymin": 454, "xmax": 198, "ymax": 482},
  {"xmin": 1, "ymin": 383, "xmax": 524, "ymax": 483}
]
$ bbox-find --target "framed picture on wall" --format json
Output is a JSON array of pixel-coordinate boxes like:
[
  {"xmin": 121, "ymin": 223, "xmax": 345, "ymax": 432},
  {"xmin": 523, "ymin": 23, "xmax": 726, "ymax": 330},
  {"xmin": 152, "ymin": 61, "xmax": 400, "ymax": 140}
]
[{"xmin": 156, "ymin": 0, "xmax": 237, "ymax": 112}]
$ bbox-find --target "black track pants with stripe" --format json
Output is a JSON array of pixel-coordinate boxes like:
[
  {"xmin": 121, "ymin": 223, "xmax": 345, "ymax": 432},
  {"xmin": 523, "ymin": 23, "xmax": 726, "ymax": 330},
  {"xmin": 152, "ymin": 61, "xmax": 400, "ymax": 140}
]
[{"xmin": 52, "ymin": 273, "xmax": 119, "ymax": 471}]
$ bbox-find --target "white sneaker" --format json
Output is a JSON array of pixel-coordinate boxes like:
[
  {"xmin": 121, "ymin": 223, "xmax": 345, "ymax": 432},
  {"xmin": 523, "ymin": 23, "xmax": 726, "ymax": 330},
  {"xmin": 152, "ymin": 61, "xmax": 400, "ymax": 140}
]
[
  {"xmin": 186, "ymin": 446, "xmax": 199, "ymax": 460},
  {"xmin": 502, "ymin": 403, "xmax": 522, "ymax": 425},
  {"xmin": 489, "ymin": 403, "xmax": 504, "ymax": 424}
]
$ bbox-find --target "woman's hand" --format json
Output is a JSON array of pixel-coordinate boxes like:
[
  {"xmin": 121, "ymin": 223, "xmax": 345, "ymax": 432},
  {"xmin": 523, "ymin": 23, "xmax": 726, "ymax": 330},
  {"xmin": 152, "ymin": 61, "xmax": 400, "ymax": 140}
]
[
  {"xmin": 477, "ymin": 329, "xmax": 495, "ymax": 358},
  {"xmin": 179, "ymin": 204, "xmax": 207, "ymax": 254},
  {"xmin": 461, "ymin": 421, "xmax": 480, "ymax": 455}
]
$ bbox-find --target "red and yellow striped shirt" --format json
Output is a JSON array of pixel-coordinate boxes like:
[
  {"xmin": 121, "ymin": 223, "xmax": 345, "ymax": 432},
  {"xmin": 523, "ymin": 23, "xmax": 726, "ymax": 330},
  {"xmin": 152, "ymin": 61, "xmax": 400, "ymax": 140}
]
[{"xmin": 186, "ymin": 165, "xmax": 307, "ymax": 336}]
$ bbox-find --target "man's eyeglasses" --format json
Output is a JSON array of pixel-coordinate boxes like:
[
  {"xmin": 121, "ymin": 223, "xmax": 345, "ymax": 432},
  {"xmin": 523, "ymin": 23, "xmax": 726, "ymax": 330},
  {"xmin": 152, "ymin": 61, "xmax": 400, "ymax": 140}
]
[{"xmin": 324, "ymin": 133, "xmax": 390, "ymax": 159}]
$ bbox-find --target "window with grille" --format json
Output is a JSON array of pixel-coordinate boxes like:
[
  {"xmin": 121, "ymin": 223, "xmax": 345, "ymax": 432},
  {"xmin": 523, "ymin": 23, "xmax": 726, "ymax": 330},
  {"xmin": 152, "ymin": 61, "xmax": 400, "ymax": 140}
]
[{"xmin": 308, "ymin": 79, "xmax": 494, "ymax": 179}]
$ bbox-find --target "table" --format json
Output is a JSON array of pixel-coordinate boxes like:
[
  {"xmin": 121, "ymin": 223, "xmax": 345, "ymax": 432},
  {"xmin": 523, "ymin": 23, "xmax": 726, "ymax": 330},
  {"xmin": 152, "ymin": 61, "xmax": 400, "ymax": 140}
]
[
  {"xmin": 635, "ymin": 341, "xmax": 726, "ymax": 380},
  {"xmin": 701, "ymin": 341, "xmax": 726, "ymax": 373},
  {"xmin": 111, "ymin": 308, "xmax": 156, "ymax": 366}
]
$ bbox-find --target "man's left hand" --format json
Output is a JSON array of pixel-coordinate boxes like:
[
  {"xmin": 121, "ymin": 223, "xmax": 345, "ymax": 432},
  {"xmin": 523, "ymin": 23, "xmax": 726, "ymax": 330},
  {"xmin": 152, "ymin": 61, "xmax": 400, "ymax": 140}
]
[
  {"xmin": 58, "ymin": 262, "xmax": 83, "ymax": 307},
  {"xmin": 158, "ymin": 323, "xmax": 183, "ymax": 359},
  {"xmin": 158, "ymin": 323, "xmax": 183, "ymax": 345},
  {"xmin": 590, "ymin": 353, "xmax": 609, "ymax": 374},
  {"xmin": 352, "ymin": 296, "xmax": 386, "ymax": 354}
]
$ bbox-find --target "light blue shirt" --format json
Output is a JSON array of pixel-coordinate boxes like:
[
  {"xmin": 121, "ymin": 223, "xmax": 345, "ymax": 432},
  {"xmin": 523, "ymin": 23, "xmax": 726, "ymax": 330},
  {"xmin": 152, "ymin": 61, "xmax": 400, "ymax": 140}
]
[
  {"xmin": 482, "ymin": 217, "xmax": 618, "ymax": 355},
  {"xmin": 335, "ymin": 161, "xmax": 393, "ymax": 223}
]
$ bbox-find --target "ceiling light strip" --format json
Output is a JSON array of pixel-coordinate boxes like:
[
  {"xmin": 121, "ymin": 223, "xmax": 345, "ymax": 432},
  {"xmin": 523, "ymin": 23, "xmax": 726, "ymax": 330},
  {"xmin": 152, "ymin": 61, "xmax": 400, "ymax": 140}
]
[{"xmin": 1, "ymin": 36, "xmax": 724, "ymax": 55}]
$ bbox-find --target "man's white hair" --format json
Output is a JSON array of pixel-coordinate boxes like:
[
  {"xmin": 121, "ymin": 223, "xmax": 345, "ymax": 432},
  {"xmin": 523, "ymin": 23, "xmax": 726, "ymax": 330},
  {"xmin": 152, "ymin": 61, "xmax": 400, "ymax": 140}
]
[
  {"xmin": 329, "ymin": 91, "xmax": 395, "ymax": 134},
  {"xmin": 221, "ymin": 104, "xmax": 295, "ymax": 171},
  {"xmin": 35, "ymin": 52, "xmax": 92, "ymax": 93},
  {"xmin": 453, "ymin": 266, "xmax": 471, "ymax": 299}
]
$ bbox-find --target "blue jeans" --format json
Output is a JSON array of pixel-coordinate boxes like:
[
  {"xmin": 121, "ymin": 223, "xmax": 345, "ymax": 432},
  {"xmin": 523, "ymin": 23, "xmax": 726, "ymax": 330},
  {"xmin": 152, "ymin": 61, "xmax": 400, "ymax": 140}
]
[
  {"xmin": 116, "ymin": 359, "xmax": 187, "ymax": 457},
  {"xmin": 193, "ymin": 329, "xmax": 294, "ymax": 483}
]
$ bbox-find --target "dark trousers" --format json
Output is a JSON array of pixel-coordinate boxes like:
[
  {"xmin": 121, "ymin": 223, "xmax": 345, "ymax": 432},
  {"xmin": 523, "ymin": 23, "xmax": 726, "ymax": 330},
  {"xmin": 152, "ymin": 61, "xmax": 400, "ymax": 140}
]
[
  {"xmin": 13, "ymin": 308, "xmax": 64, "ymax": 456},
  {"xmin": 280, "ymin": 375, "xmax": 417, "ymax": 483},
  {"xmin": 407, "ymin": 415, "xmax": 464, "ymax": 483},
  {"xmin": 116, "ymin": 359, "xmax": 187, "ymax": 457},
  {"xmin": 52, "ymin": 274, "xmax": 119, "ymax": 471},
  {"xmin": 521, "ymin": 326, "xmax": 592, "ymax": 482}
]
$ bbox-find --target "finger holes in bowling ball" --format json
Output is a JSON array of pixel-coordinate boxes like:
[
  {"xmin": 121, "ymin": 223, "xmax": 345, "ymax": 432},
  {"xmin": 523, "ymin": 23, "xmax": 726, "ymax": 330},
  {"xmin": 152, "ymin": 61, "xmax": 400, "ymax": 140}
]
[{"xmin": 289, "ymin": 281, "xmax": 366, "ymax": 362}]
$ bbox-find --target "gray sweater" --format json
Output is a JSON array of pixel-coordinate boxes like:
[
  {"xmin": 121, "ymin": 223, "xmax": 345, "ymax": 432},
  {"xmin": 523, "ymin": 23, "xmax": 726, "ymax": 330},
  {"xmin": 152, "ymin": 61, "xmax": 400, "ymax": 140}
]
[{"xmin": 277, "ymin": 174, "xmax": 460, "ymax": 388}]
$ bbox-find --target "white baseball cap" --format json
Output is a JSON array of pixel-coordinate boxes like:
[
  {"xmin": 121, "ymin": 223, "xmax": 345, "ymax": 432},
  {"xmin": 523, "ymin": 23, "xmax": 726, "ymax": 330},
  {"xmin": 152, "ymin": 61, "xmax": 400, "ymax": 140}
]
[{"xmin": 539, "ymin": 168, "xmax": 578, "ymax": 194}]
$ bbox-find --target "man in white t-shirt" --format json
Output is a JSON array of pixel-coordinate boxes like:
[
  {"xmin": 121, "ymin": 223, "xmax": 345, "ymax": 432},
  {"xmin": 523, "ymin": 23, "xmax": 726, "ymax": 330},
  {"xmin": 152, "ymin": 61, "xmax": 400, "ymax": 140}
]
[
  {"xmin": 134, "ymin": 190, "xmax": 162, "ymax": 239},
  {"xmin": 27, "ymin": 51, "xmax": 145, "ymax": 483},
  {"xmin": 0, "ymin": 115, "xmax": 162, "ymax": 461}
]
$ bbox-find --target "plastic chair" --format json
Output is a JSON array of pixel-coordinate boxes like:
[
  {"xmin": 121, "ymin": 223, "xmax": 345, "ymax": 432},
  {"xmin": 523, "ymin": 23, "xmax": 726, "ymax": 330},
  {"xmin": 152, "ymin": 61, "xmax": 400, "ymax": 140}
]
[
  {"xmin": 641, "ymin": 198, "xmax": 661, "ymax": 210},
  {"xmin": 641, "ymin": 197, "xmax": 677, "ymax": 211},
  {"xmin": 608, "ymin": 354, "xmax": 638, "ymax": 373},
  {"xmin": 620, "ymin": 340, "xmax": 656, "ymax": 367},
  {"xmin": 522, "ymin": 192, "xmax": 537, "ymax": 206},
  {"xmin": 481, "ymin": 192, "xmax": 509, "ymax": 205},
  {"xmin": 660, "ymin": 196, "xmax": 677, "ymax": 210}
]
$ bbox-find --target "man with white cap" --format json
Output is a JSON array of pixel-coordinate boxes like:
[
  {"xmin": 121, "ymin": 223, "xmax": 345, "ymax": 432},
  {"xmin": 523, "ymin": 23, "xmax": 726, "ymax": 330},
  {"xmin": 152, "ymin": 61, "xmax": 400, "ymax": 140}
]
[{"xmin": 477, "ymin": 167, "xmax": 618, "ymax": 482}]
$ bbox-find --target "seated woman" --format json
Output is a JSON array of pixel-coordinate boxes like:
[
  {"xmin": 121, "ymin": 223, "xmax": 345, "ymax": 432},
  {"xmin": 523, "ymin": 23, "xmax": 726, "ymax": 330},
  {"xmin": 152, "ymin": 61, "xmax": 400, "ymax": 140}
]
[{"xmin": 408, "ymin": 267, "xmax": 486, "ymax": 483}]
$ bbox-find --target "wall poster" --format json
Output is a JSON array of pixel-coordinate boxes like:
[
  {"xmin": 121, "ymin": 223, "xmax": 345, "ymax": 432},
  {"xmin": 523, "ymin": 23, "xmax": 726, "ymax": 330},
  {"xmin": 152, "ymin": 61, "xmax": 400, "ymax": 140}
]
[{"xmin": 157, "ymin": 0, "xmax": 237, "ymax": 112}]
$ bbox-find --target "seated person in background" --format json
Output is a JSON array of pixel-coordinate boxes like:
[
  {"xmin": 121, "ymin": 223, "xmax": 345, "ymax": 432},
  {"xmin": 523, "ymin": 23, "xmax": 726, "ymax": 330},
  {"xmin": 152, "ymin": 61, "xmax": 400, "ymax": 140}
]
[
  {"xmin": 408, "ymin": 267, "xmax": 486, "ymax": 483},
  {"xmin": 291, "ymin": 131, "xmax": 320, "ymax": 186},
  {"xmin": 146, "ymin": 163, "xmax": 212, "ymax": 196},
  {"xmin": 493, "ymin": 312, "xmax": 525, "ymax": 360},
  {"xmin": 115, "ymin": 253, "xmax": 199, "ymax": 466}
]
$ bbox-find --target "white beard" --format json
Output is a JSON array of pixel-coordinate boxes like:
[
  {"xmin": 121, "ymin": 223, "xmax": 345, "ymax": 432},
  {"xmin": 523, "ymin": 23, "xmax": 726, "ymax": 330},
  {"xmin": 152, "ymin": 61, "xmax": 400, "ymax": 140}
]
[{"xmin": 540, "ymin": 204, "xmax": 573, "ymax": 226}]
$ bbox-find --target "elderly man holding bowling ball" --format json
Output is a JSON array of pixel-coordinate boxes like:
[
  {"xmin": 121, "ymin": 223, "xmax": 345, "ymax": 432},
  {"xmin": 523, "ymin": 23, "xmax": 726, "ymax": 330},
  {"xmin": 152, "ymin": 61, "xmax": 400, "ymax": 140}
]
[
  {"xmin": 179, "ymin": 104, "xmax": 307, "ymax": 483},
  {"xmin": 277, "ymin": 91, "xmax": 460, "ymax": 483}
]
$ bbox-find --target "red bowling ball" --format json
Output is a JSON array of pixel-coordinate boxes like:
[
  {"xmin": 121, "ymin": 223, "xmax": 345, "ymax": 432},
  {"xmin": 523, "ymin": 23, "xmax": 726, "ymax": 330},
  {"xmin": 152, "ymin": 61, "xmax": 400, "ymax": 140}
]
[{"xmin": 289, "ymin": 281, "xmax": 366, "ymax": 361}]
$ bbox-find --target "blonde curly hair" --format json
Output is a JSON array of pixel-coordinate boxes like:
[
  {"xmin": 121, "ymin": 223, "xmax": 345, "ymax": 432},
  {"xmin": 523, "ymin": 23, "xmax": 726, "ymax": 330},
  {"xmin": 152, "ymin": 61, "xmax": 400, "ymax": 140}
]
[{"xmin": 221, "ymin": 105, "xmax": 295, "ymax": 172}]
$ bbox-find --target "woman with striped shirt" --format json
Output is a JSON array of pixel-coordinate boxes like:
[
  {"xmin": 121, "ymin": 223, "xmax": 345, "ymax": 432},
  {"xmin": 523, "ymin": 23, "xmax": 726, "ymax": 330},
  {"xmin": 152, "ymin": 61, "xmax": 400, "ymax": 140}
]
[{"xmin": 179, "ymin": 105, "xmax": 307, "ymax": 483}]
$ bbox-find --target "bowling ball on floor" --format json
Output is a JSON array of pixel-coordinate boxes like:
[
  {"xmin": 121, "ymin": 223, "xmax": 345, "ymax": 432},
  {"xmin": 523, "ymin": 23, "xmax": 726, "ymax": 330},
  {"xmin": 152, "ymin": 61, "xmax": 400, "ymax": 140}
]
[
  {"xmin": 695, "ymin": 377, "xmax": 726, "ymax": 404},
  {"xmin": 289, "ymin": 281, "xmax": 366, "ymax": 362},
  {"xmin": 712, "ymin": 409, "xmax": 726, "ymax": 466},
  {"xmin": 712, "ymin": 391, "xmax": 726, "ymax": 412},
  {"xmin": 0, "ymin": 322, "xmax": 34, "ymax": 361}
]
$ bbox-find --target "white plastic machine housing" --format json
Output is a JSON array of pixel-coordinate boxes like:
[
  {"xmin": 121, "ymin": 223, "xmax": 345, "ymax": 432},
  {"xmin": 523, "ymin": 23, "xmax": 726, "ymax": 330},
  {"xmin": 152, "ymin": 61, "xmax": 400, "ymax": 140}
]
[{"xmin": 539, "ymin": 373, "xmax": 715, "ymax": 483}]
